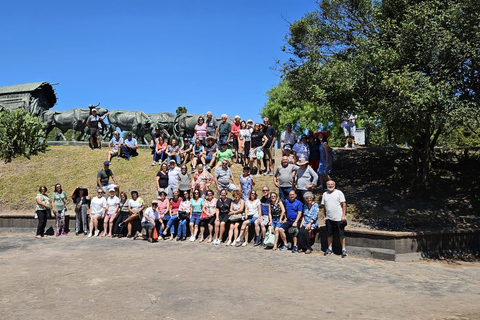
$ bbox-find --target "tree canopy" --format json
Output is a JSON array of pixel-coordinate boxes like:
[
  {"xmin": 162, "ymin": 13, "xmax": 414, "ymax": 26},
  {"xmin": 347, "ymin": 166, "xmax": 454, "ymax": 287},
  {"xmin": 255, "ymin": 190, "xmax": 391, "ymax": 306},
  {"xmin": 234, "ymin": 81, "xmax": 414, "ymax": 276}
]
[{"xmin": 262, "ymin": 0, "xmax": 480, "ymax": 181}]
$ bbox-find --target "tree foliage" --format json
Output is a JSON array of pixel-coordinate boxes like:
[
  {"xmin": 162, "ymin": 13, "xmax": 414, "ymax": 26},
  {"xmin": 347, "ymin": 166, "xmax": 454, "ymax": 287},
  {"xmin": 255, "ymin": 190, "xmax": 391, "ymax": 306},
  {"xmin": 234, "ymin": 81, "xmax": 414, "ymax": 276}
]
[
  {"xmin": 176, "ymin": 106, "xmax": 187, "ymax": 116},
  {"xmin": 0, "ymin": 108, "xmax": 47, "ymax": 162},
  {"xmin": 267, "ymin": 0, "xmax": 480, "ymax": 182}
]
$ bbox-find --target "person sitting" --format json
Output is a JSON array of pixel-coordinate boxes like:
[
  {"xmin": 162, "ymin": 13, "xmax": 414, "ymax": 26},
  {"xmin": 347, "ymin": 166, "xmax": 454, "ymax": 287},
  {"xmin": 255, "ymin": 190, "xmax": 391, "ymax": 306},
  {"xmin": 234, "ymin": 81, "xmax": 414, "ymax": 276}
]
[
  {"xmin": 297, "ymin": 191, "xmax": 319, "ymax": 254},
  {"xmin": 204, "ymin": 136, "xmax": 218, "ymax": 170},
  {"xmin": 215, "ymin": 142, "xmax": 234, "ymax": 169},
  {"xmin": 118, "ymin": 190, "xmax": 144, "ymax": 239},
  {"xmin": 153, "ymin": 135, "xmax": 167, "ymax": 166},
  {"xmin": 235, "ymin": 190, "xmax": 261, "ymax": 247},
  {"xmin": 190, "ymin": 139, "xmax": 205, "ymax": 173},
  {"xmin": 166, "ymin": 138, "xmax": 181, "ymax": 165},
  {"xmin": 120, "ymin": 132, "xmax": 138, "ymax": 160},
  {"xmin": 107, "ymin": 131, "xmax": 123, "ymax": 161},
  {"xmin": 180, "ymin": 138, "xmax": 193, "ymax": 165},
  {"xmin": 272, "ymin": 190, "xmax": 302, "ymax": 253},
  {"xmin": 150, "ymin": 126, "xmax": 163, "ymax": 154},
  {"xmin": 134, "ymin": 200, "xmax": 159, "ymax": 243}
]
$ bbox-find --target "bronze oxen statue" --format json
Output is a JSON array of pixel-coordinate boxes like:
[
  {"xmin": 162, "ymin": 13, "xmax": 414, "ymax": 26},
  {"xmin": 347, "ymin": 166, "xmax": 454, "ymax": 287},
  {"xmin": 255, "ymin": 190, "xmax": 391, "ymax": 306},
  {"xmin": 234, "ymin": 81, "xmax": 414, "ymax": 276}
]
[
  {"xmin": 40, "ymin": 107, "xmax": 108, "ymax": 141},
  {"xmin": 107, "ymin": 110, "xmax": 152, "ymax": 144},
  {"xmin": 173, "ymin": 113, "xmax": 235, "ymax": 139}
]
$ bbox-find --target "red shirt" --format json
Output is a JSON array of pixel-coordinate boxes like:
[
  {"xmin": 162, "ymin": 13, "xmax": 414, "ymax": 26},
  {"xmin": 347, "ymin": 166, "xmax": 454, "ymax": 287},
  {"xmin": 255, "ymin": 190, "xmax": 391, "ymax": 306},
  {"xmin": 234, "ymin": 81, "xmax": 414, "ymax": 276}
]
[{"xmin": 231, "ymin": 122, "xmax": 241, "ymax": 139}]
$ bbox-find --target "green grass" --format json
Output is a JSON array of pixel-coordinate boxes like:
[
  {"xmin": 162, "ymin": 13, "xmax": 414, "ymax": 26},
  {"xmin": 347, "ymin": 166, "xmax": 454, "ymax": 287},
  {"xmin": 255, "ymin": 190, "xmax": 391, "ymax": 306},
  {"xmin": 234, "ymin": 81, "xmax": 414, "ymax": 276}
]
[{"xmin": 0, "ymin": 145, "xmax": 280, "ymax": 213}]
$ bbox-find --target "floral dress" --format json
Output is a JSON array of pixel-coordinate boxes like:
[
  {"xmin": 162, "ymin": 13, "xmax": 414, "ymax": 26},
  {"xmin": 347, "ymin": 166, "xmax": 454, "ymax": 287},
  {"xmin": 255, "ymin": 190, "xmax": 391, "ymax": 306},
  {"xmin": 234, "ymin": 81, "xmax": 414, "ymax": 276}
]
[{"xmin": 239, "ymin": 174, "xmax": 253, "ymax": 201}]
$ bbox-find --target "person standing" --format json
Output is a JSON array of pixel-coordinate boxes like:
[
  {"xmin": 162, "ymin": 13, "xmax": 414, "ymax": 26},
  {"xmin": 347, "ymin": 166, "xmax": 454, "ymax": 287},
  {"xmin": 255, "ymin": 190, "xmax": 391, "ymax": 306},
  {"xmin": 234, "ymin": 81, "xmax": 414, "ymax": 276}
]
[
  {"xmin": 341, "ymin": 113, "xmax": 357, "ymax": 148},
  {"xmin": 107, "ymin": 131, "xmax": 123, "ymax": 161},
  {"xmin": 167, "ymin": 160, "xmax": 182, "ymax": 198},
  {"xmin": 52, "ymin": 183, "xmax": 68, "ymax": 237},
  {"xmin": 205, "ymin": 111, "xmax": 218, "ymax": 141},
  {"xmin": 262, "ymin": 117, "xmax": 276, "ymax": 176},
  {"xmin": 230, "ymin": 115, "xmax": 242, "ymax": 163},
  {"xmin": 97, "ymin": 161, "xmax": 119, "ymax": 196},
  {"xmin": 322, "ymin": 180, "xmax": 348, "ymax": 258},
  {"xmin": 35, "ymin": 186, "xmax": 52, "ymax": 238},
  {"xmin": 71, "ymin": 186, "xmax": 90, "ymax": 236},
  {"xmin": 87, "ymin": 108, "xmax": 109, "ymax": 150},
  {"xmin": 317, "ymin": 132, "xmax": 332, "ymax": 188},
  {"xmin": 292, "ymin": 135, "xmax": 310, "ymax": 161},
  {"xmin": 194, "ymin": 116, "xmax": 207, "ymax": 145},
  {"xmin": 295, "ymin": 158, "xmax": 318, "ymax": 205},
  {"xmin": 273, "ymin": 156, "xmax": 298, "ymax": 202},
  {"xmin": 218, "ymin": 114, "xmax": 231, "ymax": 145},
  {"xmin": 249, "ymin": 123, "xmax": 268, "ymax": 175}
]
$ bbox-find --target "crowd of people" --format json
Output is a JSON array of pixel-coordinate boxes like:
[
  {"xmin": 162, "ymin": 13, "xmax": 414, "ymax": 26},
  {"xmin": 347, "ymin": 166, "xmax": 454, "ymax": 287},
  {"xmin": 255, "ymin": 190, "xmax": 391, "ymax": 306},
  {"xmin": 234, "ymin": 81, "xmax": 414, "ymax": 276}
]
[{"xmin": 35, "ymin": 111, "xmax": 351, "ymax": 257}]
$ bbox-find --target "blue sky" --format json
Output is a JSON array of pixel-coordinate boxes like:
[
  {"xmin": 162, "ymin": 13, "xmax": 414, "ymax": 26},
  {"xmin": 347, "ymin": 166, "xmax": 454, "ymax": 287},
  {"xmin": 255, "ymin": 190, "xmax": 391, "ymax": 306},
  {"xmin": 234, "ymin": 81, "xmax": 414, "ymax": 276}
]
[{"xmin": 0, "ymin": 0, "xmax": 317, "ymax": 124}]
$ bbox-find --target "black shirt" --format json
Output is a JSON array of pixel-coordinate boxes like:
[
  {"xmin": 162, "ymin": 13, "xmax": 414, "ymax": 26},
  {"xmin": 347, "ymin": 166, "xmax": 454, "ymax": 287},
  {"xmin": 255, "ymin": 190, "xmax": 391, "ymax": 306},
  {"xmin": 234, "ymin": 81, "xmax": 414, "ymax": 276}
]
[
  {"xmin": 216, "ymin": 198, "xmax": 232, "ymax": 215},
  {"xmin": 156, "ymin": 171, "xmax": 169, "ymax": 188},
  {"xmin": 263, "ymin": 126, "xmax": 276, "ymax": 148},
  {"xmin": 251, "ymin": 131, "xmax": 265, "ymax": 149}
]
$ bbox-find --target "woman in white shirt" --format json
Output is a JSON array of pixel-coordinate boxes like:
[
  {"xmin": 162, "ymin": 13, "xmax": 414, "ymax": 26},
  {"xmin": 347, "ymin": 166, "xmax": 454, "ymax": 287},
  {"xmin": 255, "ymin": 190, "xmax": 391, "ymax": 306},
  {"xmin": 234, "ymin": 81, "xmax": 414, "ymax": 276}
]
[
  {"xmin": 235, "ymin": 190, "xmax": 261, "ymax": 247},
  {"xmin": 89, "ymin": 189, "xmax": 106, "ymax": 237}
]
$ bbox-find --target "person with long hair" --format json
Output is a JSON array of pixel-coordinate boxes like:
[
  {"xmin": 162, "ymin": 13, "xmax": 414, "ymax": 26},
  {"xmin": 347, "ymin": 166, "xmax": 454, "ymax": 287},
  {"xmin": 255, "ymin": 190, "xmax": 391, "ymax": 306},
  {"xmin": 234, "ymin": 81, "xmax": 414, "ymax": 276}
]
[
  {"xmin": 199, "ymin": 189, "xmax": 217, "ymax": 243},
  {"xmin": 189, "ymin": 190, "xmax": 204, "ymax": 241},
  {"xmin": 103, "ymin": 188, "xmax": 120, "ymax": 237},
  {"xmin": 239, "ymin": 166, "xmax": 255, "ymax": 202},
  {"xmin": 156, "ymin": 163, "xmax": 169, "ymax": 196},
  {"xmin": 177, "ymin": 164, "xmax": 191, "ymax": 195},
  {"xmin": 213, "ymin": 189, "xmax": 232, "ymax": 245},
  {"xmin": 71, "ymin": 186, "xmax": 90, "ymax": 236},
  {"xmin": 190, "ymin": 163, "xmax": 214, "ymax": 199},
  {"xmin": 269, "ymin": 191, "xmax": 285, "ymax": 230},
  {"xmin": 226, "ymin": 190, "xmax": 244, "ymax": 246},
  {"xmin": 163, "ymin": 191, "xmax": 181, "ymax": 240},
  {"xmin": 156, "ymin": 191, "xmax": 170, "ymax": 239},
  {"xmin": 190, "ymin": 139, "xmax": 205, "ymax": 173},
  {"xmin": 237, "ymin": 120, "xmax": 249, "ymax": 166},
  {"xmin": 153, "ymin": 135, "xmax": 167, "ymax": 165},
  {"xmin": 114, "ymin": 192, "xmax": 130, "ymax": 238},
  {"xmin": 177, "ymin": 190, "xmax": 191, "ymax": 241},
  {"xmin": 166, "ymin": 138, "xmax": 181, "ymax": 165},
  {"xmin": 118, "ymin": 190, "xmax": 144, "ymax": 239},
  {"xmin": 35, "ymin": 186, "xmax": 52, "ymax": 238},
  {"xmin": 52, "ymin": 183, "xmax": 68, "ymax": 237},
  {"xmin": 194, "ymin": 116, "xmax": 207, "ymax": 145},
  {"xmin": 235, "ymin": 190, "xmax": 261, "ymax": 247}
]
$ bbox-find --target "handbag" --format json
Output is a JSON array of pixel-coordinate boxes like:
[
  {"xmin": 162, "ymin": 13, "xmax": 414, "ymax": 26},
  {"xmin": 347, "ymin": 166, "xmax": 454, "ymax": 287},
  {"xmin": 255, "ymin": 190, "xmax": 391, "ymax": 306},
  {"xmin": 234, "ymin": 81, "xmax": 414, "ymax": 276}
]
[
  {"xmin": 75, "ymin": 202, "xmax": 82, "ymax": 213},
  {"xmin": 264, "ymin": 226, "xmax": 275, "ymax": 247},
  {"xmin": 200, "ymin": 212, "xmax": 209, "ymax": 220},
  {"xmin": 153, "ymin": 227, "xmax": 159, "ymax": 241},
  {"xmin": 228, "ymin": 214, "xmax": 243, "ymax": 222},
  {"xmin": 178, "ymin": 211, "xmax": 188, "ymax": 220}
]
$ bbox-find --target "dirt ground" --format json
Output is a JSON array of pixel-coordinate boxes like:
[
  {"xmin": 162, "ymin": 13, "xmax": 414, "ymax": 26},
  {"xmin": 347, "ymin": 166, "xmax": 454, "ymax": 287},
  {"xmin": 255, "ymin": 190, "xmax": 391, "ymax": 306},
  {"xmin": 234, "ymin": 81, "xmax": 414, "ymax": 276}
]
[{"xmin": 1, "ymin": 233, "xmax": 479, "ymax": 320}]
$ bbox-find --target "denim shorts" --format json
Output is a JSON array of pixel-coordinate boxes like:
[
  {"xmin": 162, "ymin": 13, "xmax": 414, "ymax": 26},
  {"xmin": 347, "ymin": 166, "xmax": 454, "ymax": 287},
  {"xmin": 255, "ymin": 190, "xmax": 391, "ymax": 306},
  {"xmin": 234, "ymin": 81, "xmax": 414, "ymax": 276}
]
[
  {"xmin": 191, "ymin": 212, "xmax": 201, "ymax": 225},
  {"xmin": 271, "ymin": 218, "xmax": 280, "ymax": 229},
  {"xmin": 247, "ymin": 216, "xmax": 258, "ymax": 224}
]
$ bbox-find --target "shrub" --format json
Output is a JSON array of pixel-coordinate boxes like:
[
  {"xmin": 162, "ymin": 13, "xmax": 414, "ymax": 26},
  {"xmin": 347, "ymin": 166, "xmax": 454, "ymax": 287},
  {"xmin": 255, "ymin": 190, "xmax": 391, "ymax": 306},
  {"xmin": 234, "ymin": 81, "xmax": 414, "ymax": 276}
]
[{"xmin": 0, "ymin": 108, "xmax": 47, "ymax": 162}]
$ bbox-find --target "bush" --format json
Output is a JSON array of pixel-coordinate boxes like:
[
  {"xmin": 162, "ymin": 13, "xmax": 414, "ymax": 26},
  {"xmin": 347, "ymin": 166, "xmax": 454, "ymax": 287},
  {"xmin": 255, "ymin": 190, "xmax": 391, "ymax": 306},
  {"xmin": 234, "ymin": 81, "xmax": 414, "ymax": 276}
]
[{"xmin": 0, "ymin": 108, "xmax": 47, "ymax": 162}]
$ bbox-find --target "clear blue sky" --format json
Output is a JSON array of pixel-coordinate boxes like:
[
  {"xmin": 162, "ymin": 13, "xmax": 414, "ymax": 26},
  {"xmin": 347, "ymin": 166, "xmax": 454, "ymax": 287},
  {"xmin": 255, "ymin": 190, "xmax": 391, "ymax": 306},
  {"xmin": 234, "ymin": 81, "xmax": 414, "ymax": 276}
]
[{"xmin": 0, "ymin": 0, "xmax": 317, "ymax": 124}]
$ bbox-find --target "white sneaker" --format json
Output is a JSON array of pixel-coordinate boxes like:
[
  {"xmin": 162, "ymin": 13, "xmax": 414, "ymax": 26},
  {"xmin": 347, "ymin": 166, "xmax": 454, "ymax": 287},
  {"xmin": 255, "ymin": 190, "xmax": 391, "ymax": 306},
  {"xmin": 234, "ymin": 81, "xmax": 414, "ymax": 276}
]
[
  {"xmin": 212, "ymin": 238, "xmax": 218, "ymax": 245},
  {"xmin": 158, "ymin": 161, "xmax": 162, "ymax": 165},
  {"xmin": 151, "ymin": 161, "xmax": 156, "ymax": 166},
  {"xmin": 242, "ymin": 241, "xmax": 247, "ymax": 247},
  {"xmin": 344, "ymin": 144, "xmax": 349, "ymax": 148},
  {"xmin": 189, "ymin": 235, "xmax": 195, "ymax": 242},
  {"xmin": 352, "ymin": 143, "xmax": 356, "ymax": 148},
  {"xmin": 87, "ymin": 233, "xmax": 92, "ymax": 238},
  {"xmin": 216, "ymin": 239, "xmax": 221, "ymax": 245},
  {"xmin": 230, "ymin": 240, "xmax": 235, "ymax": 246},
  {"xmin": 226, "ymin": 240, "xmax": 231, "ymax": 246},
  {"xmin": 94, "ymin": 230, "xmax": 100, "ymax": 237}
]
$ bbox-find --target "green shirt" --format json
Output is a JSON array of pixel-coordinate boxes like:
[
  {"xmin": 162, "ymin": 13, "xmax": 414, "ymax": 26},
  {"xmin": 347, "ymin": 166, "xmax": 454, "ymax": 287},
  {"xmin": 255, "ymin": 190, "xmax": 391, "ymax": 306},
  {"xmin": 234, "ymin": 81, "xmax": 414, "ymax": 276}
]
[
  {"xmin": 97, "ymin": 168, "xmax": 113, "ymax": 187},
  {"xmin": 35, "ymin": 193, "xmax": 50, "ymax": 211},
  {"xmin": 52, "ymin": 191, "xmax": 67, "ymax": 211},
  {"xmin": 217, "ymin": 149, "xmax": 234, "ymax": 164}
]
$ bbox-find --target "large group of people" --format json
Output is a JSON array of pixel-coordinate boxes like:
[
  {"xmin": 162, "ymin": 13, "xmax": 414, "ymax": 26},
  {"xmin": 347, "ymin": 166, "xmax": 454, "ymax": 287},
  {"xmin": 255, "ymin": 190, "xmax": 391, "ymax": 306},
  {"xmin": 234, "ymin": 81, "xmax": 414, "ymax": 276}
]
[{"xmin": 35, "ymin": 111, "xmax": 350, "ymax": 258}]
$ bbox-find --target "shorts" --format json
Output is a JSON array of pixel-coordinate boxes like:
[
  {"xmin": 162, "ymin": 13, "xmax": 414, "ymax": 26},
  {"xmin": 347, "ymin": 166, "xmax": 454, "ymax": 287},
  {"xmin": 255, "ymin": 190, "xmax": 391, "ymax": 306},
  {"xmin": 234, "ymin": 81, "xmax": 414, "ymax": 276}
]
[
  {"xmin": 326, "ymin": 219, "xmax": 346, "ymax": 238},
  {"xmin": 110, "ymin": 149, "xmax": 119, "ymax": 157},
  {"xmin": 99, "ymin": 184, "xmax": 117, "ymax": 193},
  {"xmin": 271, "ymin": 218, "xmax": 280, "ymax": 229},
  {"xmin": 200, "ymin": 215, "xmax": 216, "ymax": 227},
  {"xmin": 260, "ymin": 215, "xmax": 269, "ymax": 226},
  {"xmin": 219, "ymin": 213, "xmax": 230, "ymax": 223},
  {"xmin": 343, "ymin": 126, "xmax": 356, "ymax": 137},
  {"xmin": 263, "ymin": 147, "xmax": 274, "ymax": 160},
  {"xmin": 141, "ymin": 221, "xmax": 154, "ymax": 230},
  {"xmin": 206, "ymin": 155, "xmax": 213, "ymax": 163},
  {"xmin": 90, "ymin": 127, "xmax": 99, "ymax": 138},
  {"xmin": 247, "ymin": 216, "xmax": 258, "ymax": 224},
  {"xmin": 104, "ymin": 213, "xmax": 115, "ymax": 222},
  {"xmin": 280, "ymin": 220, "xmax": 294, "ymax": 231},
  {"xmin": 288, "ymin": 227, "xmax": 299, "ymax": 237},
  {"xmin": 233, "ymin": 139, "xmax": 239, "ymax": 150},
  {"xmin": 249, "ymin": 147, "xmax": 261, "ymax": 159},
  {"xmin": 190, "ymin": 212, "xmax": 201, "ymax": 225},
  {"xmin": 91, "ymin": 211, "xmax": 103, "ymax": 218},
  {"xmin": 219, "ymin": 136, "xmax": 228, "ymax": 144}
]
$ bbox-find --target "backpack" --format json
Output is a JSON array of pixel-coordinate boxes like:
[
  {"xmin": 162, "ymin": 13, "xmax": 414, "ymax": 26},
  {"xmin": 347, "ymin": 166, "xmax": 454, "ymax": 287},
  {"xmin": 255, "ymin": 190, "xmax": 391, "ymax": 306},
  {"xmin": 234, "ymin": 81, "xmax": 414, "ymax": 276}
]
[{"xmin": 251, "ymin": 166, "xmax": 258, "ymax": 175}]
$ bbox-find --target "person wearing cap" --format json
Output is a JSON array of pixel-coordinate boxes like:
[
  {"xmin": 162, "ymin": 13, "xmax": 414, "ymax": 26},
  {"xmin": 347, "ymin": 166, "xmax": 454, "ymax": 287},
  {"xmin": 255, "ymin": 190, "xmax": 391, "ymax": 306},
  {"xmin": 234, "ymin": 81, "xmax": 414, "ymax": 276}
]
[
  {"xmin": 295, "ymin": 157, "xmax": 318, "ymax": 205},
  {"xmin": 214, "ymin": 142, "xmax": 234, "ymax": 169},
  {"xmin": 120, "ymin": 132, "xmax": 138, "ymax": 160},
  {"xmin": 205, "ymin": 111, "xmax": 218, "ymax": 141},
  {"xmin": 214, "ymin": 159, "xmax": 238, "ymax": 197},
  {"xmin": 88, "ymin": 188, "xmax": 107, "ymax": 237},
  {"xmin": 167, "ymin": 160, "xmax": 182, "ymax": 198},
  {"xmin": 262, "ymin": 117, "xmax": 276, "ymax": 176},
  {"xmin": 283, "ymin": 145, "xmax": 296, "ymax": 164},
  {"xmin": 204, "ymin": 136, "xmax": 218, "ymax": 170},
  {"xmin": 280, "ymin": 123, "xmax": 297, "ymax": 154},
  {"xmin": 297, "ymin": 191, "xmax": 319, "ymax": 254},
  {"xmin": 238, "ymin": 120, "xmax": 250, "ymax": 166},
  {"xmin": 87, "ymin": 108, "xmax": 109, "ymax": 150},
  {"xmin": 150, "ymin": 126, "xmax": 163, "ymax": 154},
  {"xmin": 97, "ymin": 161, "xmax": 119, "ymax": 196},
  {"xmin": 134, "ymin": 200, "xmax": 159, "ymax": 242},
  {"xmin": 292, "ymin": 135, "xmax": 310, "ymax": 161},
  {"xmin": 71, "ymin": 186, "xmax": 90, "ymax": 236},
  {"xmin": 317, "ymin": 132, "xmax": 332, "ymax": 188},
  {"xmin": 230, "ymin": 115, "xmax": 242, "ymax": 163},
  {"xmin": 108, "ymin": 131, "xmax": 123, "ymax": 161},
  {"xmin": 180, "ymin": 138, "xmax": 193, "ymax": 165},
  {"xmin": 190, "ymin": 139, "xmax": 206, "ymax": 173},
  {"xmin": 194, "ymin": 116, "xmax": 207, "ymax": 145},
  {"xmin": 218, "ymin": 114, "xmax": 231, "ymax": 145},
  {"xmin": 103, "ymin": 188, "xmax": 120, "ymax": 237},
  {"xmin": 273, "ymin": 190, "xmax": 302, "ymax": 253}
]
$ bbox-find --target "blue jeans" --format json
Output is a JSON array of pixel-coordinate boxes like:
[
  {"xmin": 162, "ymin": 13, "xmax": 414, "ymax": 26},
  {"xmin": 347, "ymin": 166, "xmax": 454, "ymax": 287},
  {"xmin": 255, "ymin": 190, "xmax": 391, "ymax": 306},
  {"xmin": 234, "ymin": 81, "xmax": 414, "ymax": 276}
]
[
  {"xmin": 167, "ymin": 154, "xmax": 181, "ymax": 165},
  {"xmin": 154, "ymin": 150, "xmax": 165, "ymax": 162},
  {"xmin": 166, "ymin": 215, "xmax": 178, "ymax": 234},
  {"xmin": 178, "ymin": 219, "xmax": 187, "ymax": 238},
  {"xmin": 279, "ymin": 187, "xmax": 292, "ymax": 202},
  {"xmin": 272, "ymin": 218, "xmax": 280, "ymax": 229},
  {"xmin": 219, "ymin": 135, "xmax": 228, "ymax": 144}
]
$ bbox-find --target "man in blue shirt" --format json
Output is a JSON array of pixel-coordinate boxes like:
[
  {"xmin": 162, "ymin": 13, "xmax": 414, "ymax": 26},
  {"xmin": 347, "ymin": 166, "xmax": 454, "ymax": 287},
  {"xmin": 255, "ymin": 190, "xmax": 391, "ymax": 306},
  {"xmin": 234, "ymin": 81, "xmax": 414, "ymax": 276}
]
[
  {"xmin": 273, "ymin": 190, "xmax": 302, "ymax": 253},
  {"xmin": 120, "ymin": 132, "xmax": 138, "ymax": 160}
]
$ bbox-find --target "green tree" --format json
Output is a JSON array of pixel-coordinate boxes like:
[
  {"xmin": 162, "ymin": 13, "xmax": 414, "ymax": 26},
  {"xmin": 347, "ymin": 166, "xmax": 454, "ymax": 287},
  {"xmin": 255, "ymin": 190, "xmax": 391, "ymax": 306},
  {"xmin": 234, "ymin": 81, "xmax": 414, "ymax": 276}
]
[
  {"xmin": 275, "ymin": 0, "xmax": 480, "ymax": 182},
  {"xmin": 0, "ymin": 108, "xmax": 48, "ymax": 162},
  {"xmin": 176, "ymin": 106, "xmax": 187, "ymax": 116}
]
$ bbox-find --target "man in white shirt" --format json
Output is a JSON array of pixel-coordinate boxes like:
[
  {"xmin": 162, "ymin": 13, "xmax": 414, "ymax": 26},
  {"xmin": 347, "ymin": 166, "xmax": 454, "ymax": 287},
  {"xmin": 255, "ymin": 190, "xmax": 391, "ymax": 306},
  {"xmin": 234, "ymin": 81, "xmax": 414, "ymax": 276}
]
[
  {"xmin": 280, "ymin": 123, "xmax": 297, "ymax": 155},
  {"xmin": 341, "ymin": 113, "xmax": 357, "ymax": 148},
  {"xmin": 321, "ymin": 180, "xmax": 348, "ymax": 258}
]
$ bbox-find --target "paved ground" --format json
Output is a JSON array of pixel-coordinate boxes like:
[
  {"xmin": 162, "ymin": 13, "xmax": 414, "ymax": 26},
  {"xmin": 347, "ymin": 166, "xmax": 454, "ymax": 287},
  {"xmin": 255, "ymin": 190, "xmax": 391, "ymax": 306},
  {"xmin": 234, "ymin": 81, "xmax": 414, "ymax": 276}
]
[{"xmin": 1, "ymin": 233, "xmax": 479, "ymax": 320}]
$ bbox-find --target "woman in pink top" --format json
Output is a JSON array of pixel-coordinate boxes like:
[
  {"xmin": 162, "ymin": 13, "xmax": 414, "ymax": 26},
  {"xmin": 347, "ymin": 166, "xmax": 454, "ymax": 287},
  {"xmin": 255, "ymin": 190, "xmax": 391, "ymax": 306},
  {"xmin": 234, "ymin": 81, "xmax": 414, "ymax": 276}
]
[
  {"xmin": 194, "ymin": 116, "xmax": 207, "ymax": 145},
  {"xmin": 157, "ymin": 191, "xmax": 171, "ymax": 239},
  {"xmin": 154, "ymin": 136, "xmax": 168, "ymax": 165},
  {"xmin": 199, "ymin": 189, "xmax": 217, "ymax": 243},
  {"xmin": 163, "ymin": 191, "xmax": 181, "ymax": 240}
]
